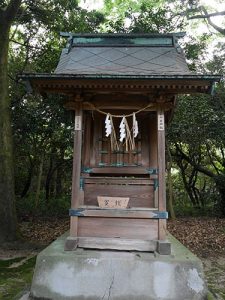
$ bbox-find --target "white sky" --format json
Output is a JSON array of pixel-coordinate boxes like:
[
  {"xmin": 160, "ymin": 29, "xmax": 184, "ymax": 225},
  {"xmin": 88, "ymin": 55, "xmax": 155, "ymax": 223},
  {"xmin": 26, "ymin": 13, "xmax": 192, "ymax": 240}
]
[{"xmin": 79, "ymin": 0, "xmax": 104, "ymax": 11}]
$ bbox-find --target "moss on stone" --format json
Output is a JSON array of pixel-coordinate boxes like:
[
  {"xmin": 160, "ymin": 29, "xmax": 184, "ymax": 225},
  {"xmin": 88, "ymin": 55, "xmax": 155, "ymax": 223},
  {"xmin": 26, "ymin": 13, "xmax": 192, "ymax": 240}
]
[{"xmin": 0, "ymin": 256, "xmax": 36, "ymax": 300}]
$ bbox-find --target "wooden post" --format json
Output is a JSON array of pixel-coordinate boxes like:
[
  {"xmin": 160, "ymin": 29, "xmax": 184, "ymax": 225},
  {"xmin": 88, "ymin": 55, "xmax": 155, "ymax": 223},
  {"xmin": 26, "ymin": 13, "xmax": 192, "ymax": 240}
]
[
  {"xmin": 149, "ymin": 114, "xmax": 158, "ymax": 208},
  {"xmin": 157, "ymin": 108, "xmax": 166, "ymax": 240},
  {"xmin": 65, "ymin": 101, "xmax": 83, "ymax": 250}
]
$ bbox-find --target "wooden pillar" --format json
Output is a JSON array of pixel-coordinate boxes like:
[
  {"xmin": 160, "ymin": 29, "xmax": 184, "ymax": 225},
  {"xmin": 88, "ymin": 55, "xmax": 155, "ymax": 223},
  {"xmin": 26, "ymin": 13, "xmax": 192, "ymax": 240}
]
[
  {"xmin": 65, "ymin": 101, "xmax": 83, "ymax": 250},
  {"xmin": 149, "ymin": 114, "xmax": 158, "ymax": 208},
  {"xmin": 157, "ymin": 108, "xmax": 166, "ymax": 240}
]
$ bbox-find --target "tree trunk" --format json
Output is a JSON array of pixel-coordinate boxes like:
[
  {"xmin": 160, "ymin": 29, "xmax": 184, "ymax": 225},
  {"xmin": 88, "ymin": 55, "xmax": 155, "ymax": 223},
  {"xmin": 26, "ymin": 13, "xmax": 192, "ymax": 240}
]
[
  {"xmin": 215, "ymin": 175, "xmax": 225, "ymax": 216},
  {"xmin": 56, "ymin": 148, "xmax": 65, "ymax": 197},
  {"xmin": 0, "ymin": 19, "xmax": 17, "ymax": 242},
  {"xmin": 45, "ymin": 155, "xmax": 53, "ymax": 201},
  {"xmin": 56, "ymin": 167, "xmax": 63, "ymax": 197},
  {"xmin": 20, "ymin": 157, "xmax": 33, "ymax": 198},
  {"xmin": 178, "ymin": 161, "xmax": 197, "ymax": 206},
  {"xmin": 35, "ymin": 154, "xmax": 44, "ymax": 208}
]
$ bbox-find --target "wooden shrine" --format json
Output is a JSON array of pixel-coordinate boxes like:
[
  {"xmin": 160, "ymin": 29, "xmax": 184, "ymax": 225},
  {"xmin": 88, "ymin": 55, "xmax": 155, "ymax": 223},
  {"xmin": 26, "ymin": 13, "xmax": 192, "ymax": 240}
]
[{"xmin": 21, "ymin": 33, "xmax": 220, "ymax": 254}]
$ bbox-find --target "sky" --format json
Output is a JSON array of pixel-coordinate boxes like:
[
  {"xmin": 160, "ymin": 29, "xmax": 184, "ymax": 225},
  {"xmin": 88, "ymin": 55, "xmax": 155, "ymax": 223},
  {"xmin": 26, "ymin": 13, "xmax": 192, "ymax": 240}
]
[{"xmin": 79, "ymin": 0, "xmax": 104, "ymax": 11}]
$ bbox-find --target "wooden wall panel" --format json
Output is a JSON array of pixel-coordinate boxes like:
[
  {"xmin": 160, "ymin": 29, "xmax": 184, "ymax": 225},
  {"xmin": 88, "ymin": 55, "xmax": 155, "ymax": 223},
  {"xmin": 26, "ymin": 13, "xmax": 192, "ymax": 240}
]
[
  {"xmin": 141, "ymin": 116, "xmax": 150, "ymax": 167},
  {"xmin": 149, "ymin": 113, "xmax": 158, "ymax": 168},
  {"xmin": 78, "ymin": 217, "xmax": 158, "ymax": 240},
  {"xmin": 84, "ymin": 184, "xmax": 154, "ymax": 208}
]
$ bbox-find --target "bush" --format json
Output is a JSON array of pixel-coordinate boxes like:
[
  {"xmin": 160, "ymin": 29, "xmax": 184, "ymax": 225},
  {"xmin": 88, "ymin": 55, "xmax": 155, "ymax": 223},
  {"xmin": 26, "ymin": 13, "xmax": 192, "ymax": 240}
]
[{"xmin": 16, "ymin": 194, "xmax": 71, "ymax": 219}]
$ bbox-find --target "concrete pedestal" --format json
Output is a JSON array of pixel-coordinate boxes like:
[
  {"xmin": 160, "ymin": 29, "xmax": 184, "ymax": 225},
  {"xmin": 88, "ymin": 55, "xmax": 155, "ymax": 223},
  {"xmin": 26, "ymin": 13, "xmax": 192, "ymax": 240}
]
[{"xmin": 29, "ymin": 234, "xmax": 207, "ymax": 300}]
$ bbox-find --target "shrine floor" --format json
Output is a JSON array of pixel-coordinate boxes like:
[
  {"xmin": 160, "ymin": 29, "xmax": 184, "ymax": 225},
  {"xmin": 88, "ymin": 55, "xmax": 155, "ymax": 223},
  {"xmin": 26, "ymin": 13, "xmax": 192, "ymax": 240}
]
[{"xmin": 24, "ymin": 233, "xmax": 209, "ymax": 300}]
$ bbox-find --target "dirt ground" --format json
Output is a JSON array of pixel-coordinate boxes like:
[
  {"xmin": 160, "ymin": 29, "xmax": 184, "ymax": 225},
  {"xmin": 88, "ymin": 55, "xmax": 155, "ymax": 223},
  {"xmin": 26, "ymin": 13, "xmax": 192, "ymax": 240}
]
[
  {"xmin": 0, "ymin": 217, "xmax": 224, "ymax": 299},
  {"xmin": 168, "ymin": 218, "xmax": 225, "ymax": 300}
]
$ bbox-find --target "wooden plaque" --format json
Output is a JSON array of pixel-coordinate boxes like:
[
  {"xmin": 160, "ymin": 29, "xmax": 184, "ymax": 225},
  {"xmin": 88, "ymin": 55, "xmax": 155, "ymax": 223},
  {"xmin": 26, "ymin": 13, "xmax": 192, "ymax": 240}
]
[
  {"xmin": 158, "ymin": 113, "xmax": 164, "ymax": 131},
  {"xmin": 97, "ymin": 196, "xmax": 129, "ymax": 209},
  {"xmin": 75, "ymin": 115, "xmax": 82, "ymax": 130}
]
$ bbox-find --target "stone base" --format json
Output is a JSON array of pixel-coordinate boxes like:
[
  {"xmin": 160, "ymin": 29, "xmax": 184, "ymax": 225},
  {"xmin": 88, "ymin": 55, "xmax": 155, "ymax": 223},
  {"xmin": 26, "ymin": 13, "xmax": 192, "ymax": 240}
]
[{"xmin": 29, "ymin": 234, "xmax": 207, "ymax": 300}]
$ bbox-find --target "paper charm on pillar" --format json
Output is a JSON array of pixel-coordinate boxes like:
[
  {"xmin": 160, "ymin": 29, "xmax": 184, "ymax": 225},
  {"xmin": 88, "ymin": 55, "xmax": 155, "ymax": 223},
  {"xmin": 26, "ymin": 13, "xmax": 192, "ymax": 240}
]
[
  {"xmin": 105, "ymin": 114, "xmax": 112, "ymax": 137},
  {"xmin": 119, "ymin": 117, "xmax": 126, "ymax": 142},
  {"xmin": 133, "ymin": 113, "xmax": 138, "ymax": 138}
]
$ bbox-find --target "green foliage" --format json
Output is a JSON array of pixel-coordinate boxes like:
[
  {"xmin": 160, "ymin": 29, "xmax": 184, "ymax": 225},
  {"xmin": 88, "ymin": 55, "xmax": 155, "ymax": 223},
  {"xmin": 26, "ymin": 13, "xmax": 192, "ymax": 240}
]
[
  {"xmin": 4, "ymin": 0, "xmax": 106, "ymax": 211},
  {"xmin": 102, "ymin": 0, "xmax": 184, "ymax": 33},
  {"xmin": 168, "ymin": 83, "xmax": 225, "ymax": 215},
  {"xmin": 12, "ymin": 94, "xmax": 74, "ymax": 199},
  {"xmin": 168, "ymin": 169, "xmax": 220, "ymax": 217},
  {"xmin": 0, "ymin": 256, "xmax": 36, "ymax": 300},
  {"xmin": 129, "ymin": 4, "xmax": 179, "ymax": 33},
  {"xmin": 16, "ymin": 194, "xmax": 70, "ymax": 218}
]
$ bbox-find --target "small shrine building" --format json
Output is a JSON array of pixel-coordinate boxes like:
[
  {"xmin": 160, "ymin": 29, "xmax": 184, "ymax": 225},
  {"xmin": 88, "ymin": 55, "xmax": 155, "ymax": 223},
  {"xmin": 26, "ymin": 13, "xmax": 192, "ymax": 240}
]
[{"xmin": 21, "ymin": 33, "xmax": 220, "ymax": 255}]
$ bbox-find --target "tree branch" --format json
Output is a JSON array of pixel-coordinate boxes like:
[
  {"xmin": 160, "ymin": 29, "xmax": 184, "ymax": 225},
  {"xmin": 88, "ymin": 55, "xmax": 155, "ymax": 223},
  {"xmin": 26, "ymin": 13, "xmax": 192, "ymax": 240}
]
[
  {"xmin": 9, "ymin": 38, "xmax": 42, "ymax": 50},
  {"xmin": 207, "ymin": 17, "xmax": 225, "ymax": 35},
  {"xmin": 174, "ymin": 143, "xmax": 216, "ymax": 178},
  {"xmin": 189, "ymin": 6, "xmax": 225, "ymax": 35},
  {"xmin": 205, "ymin": 143, "xmax": 220, "ymax": 175},
  {"xmin": 188, "ymin": 10, "xmax": 225, "ymax": 20}
]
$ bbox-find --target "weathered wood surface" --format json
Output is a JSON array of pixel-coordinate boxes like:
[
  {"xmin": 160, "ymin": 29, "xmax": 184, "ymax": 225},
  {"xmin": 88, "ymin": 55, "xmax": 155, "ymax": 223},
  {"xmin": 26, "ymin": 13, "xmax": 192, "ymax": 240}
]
[
  {"xmin": 97, "ymin": 196, "xmax": 129, "ymax": 209},
  {"xmin": 83, "ymin": 112, "xmax": 92, "ymax": 167},
  {"xmin": 86, "ymin": 113, "xmax": 156, "ymax": 168},
  {"xmin": 79, "ymin": 205, "xmax": 158, "ymax": 211},
  {"xmin": 157, "ymin": 109, "xmax": 166, "ymax": 211},
  {"xmin": 78, "ymin": 237, "xmax": 157, "ymax": 251},
  {"xmin": 31, "ymin": 77, "xmax": 213, "ymax": 97},
  {"xmin": 84, "ymin": 184, "xmax": 154, "ymax": 208},
  {"xmin": 159, "ymin": 219, "xmax": 167, "ymax": 240},
  {"xmin": 70, "ymin": 208, "xmax": 168, "ymax": 219},
  {"xmin": 157, "ymin": 109, "xmax": 167, "ymax": 240},
  {"xmin": 78, "ymin": 217, "xmax": 158, "ymax": 240},
  {"xmin": 84, "ymin": 177, "xmax": 152, "ymax": 185},
  {"xmin": 149, "ymin": 114, "xmax": 158, "ymax": 208},
  {"xmin": 70, "ymin": 102, "xmax": 83, "ymax": 239},
  {"xmin": 85, "ymin": 167, "xmax": 156, "ymax": 174},
  {"xmin": 71, "ymin": 103, "xmax": 83, "ymax": 208}
]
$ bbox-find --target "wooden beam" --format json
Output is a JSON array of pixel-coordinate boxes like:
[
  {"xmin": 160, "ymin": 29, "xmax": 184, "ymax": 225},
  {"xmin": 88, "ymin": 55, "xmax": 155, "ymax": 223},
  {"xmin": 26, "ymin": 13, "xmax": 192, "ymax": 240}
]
[
  {"xmin": 78, "ymin": 237, "xmax": 157, "ymax": 252},
  {"xmin": 69, "ymin": 208, "xmax": 168, "ymax": 219},
  {"xmin": 83, "ymin": 177, "xmax": 153, "ymax": 185},
  {"xmin": 65, "ymin": 101, "xmax": 174, "ymax": 111},
  {"xmin": 78, "ymin": 217, "xmax": 158, "ymax": 240},
  {"xmin": 79, "ymin": 205, "xmax": 158, "ymax": 210},
  {"xmin": 149, "ymin": 114, "xmax": 159, "ymax": 208},
  {"xmin": 83, "ymin": 167, "xmax": 157, "ymax": 175}
]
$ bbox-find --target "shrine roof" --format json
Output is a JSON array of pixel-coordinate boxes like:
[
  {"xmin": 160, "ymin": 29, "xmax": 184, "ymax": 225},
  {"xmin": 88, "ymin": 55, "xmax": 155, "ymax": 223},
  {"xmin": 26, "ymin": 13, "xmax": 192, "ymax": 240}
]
[
  {"xmin": 19, "ymin": 33, "xmax": 221, "ymax": 95},
  {"xmin": 55, "ymin": 33, "xmax": 191, "ymax": 76}
]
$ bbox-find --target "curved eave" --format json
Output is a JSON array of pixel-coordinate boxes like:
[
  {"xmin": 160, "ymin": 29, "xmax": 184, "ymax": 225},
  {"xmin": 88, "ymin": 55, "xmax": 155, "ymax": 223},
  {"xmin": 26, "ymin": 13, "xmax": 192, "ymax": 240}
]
[{"xmin": 19, "ymin": 73, "xmax": 221, "ymax": 95}]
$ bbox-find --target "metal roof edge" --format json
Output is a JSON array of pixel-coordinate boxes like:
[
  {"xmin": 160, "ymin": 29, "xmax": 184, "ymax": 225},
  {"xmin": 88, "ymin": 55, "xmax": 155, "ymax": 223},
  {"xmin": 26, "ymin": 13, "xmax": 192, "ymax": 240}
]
[
  {"xmin": 19, "ymin": 73, "xmax": 222, "ymax": 81},
  {"xmin": 60, "ymin": 32, "xmax": 186, "ymax": 39}
]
